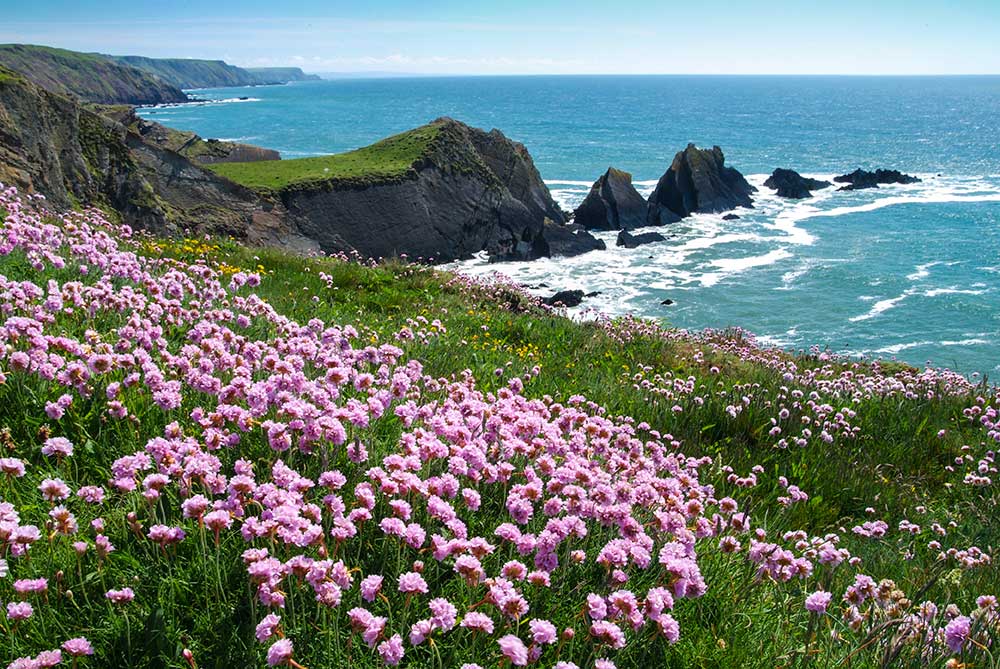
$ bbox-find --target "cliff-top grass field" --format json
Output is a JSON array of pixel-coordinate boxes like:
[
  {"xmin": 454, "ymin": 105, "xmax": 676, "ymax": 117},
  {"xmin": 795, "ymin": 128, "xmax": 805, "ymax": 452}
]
[
  {"xmin": 0, "ymin": 183, "xmax": 996, "ymax": 669},
  {"xmin": 207, "ymin": 123, "xmax": 442, "ymax": 192}
]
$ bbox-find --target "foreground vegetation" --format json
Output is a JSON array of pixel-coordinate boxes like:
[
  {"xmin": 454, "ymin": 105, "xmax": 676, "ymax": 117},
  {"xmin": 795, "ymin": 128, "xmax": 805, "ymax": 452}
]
[
  {"xmin": 207, "ymin": 123, "xmax": 442, "ymax": 192},
  {"xmin": 0, "ymin": 185, "xmax": 996, "ymax": 669}
]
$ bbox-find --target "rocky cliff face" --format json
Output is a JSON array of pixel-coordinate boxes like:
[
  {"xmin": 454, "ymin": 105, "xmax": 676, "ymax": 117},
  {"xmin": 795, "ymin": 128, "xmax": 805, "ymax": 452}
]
[
  {"xmin": 0, "ymin": 45, "xmax": 188, "ymax": 105},
  {"xmin": 647, "ymin": 144, "xmax": 755, "ymax": 225},
  {"xmin": 573, "ymin": 167, "xmax": 647, "ymax": 231},
  {"xmin": 278, "ymin": 118, "xmax": 597, "ymax": 262},
  {"xmin": 0, "ymin": 67, "xmax": 315, "ymax": 252},
  {"xmin": 100, "ymin": 107, "xmax": 282, "ymax": 165},
  {"xmin": 245, "ymin": 68, "xmax": 322, "ymax": 84}
]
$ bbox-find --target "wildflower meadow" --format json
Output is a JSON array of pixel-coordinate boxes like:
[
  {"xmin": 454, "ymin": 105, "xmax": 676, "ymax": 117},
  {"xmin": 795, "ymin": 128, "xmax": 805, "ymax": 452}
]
[{"xmin": 0, "ymin": 185, "xmax": 996, "ymax": 668}]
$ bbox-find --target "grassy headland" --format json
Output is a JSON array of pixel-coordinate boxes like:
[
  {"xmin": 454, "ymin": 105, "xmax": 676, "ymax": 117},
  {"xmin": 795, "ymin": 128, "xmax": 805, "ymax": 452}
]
[{"xmin": 207, "ymin": 122, "xmax": 442, "ymax": 192}]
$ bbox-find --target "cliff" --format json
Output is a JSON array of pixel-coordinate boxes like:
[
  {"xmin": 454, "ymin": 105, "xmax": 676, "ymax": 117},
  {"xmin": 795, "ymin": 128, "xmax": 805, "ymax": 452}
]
[
  {"xmin": 0, "ymin": 67, "xmax": 314, "ymax": 252},
  {"xmin": 97, "ymin": 106, "xmax": 281, "ymax": 164},
  {"xmin": 210, "ymin": 118, "xmax": 596, "ymax": 262},
  {"xmin": 0, "ymin": 44, "xmax": 188, "ymax": 105},
  {"xmin": 112, "ymin": 57, "xmax": 320, "ymax": 89},
  {"xmin": 245, "ymin": 67, "xmax": 322, "ymax": 84}
]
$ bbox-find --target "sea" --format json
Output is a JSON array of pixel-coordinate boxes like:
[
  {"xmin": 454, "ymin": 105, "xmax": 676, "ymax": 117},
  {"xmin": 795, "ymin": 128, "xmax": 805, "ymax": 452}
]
[{"xmin": 137, "ymin": 75, "xmax": 1000, "ymax": 376}]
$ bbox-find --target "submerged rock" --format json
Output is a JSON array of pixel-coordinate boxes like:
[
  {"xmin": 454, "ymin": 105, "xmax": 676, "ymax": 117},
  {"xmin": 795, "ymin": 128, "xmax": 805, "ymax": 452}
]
[
  {"xmin": 834, "ymin": 168, "xmax": 921, "ymax": 191},
  {"xmin": 543, "ymin": 290, "xmax": 585, "ymax": 307},
  {"xmin": 764, "ymin": 168, "xmax": 832, "ymax": 199},
  {"xmin": 647, "ymin": 144, "xmax": 755, "ymax": 225},
  {"xmin": 616, "ymin": 229, "xmax": 666, "ymax": 249},
  {"xmin": 573, "ymin": 167, "xmax": 648, "ymax": 230},
  {"xmin": 723, "ymin": 213, "xmax": 740, "ymax": 220},
  {"xmin": 537, "ymin": 222, "xmax": 606, "ymax": 257}
]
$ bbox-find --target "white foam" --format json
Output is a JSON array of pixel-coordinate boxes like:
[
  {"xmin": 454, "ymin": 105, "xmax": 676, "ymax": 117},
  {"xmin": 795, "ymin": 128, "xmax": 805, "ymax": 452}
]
[
  {"xmin": 907, "ymin": 261, "xmax": 940, "ymax": 281},
  {"xmin": 849, "ymin": 291, "xmax": 913, "ymax": 322},
  {"xmin": 941, "ymin": 338, "xmax": 991, "ymax": 346}
]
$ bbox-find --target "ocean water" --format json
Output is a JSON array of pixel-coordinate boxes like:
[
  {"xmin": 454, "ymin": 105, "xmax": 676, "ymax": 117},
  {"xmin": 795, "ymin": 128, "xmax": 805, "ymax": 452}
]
[{"xmin": 139, "ymin": 76, "xmax": 1000, "ymax": 375}]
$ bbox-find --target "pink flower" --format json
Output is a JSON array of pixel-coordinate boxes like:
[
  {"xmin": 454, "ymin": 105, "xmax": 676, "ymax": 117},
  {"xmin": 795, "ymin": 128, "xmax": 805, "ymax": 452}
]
[
  {"xmin": 377, "ymin": 634, "xmax": 405, "ymax": 665},
  {"xmin": 360, "ymin": 575, "xmax": 384, "ymax": 602},
  {"xmin": 266, "ymin": 638, "xmax": 294, "ymax": 666},
  {"xmin": 106, "ymin": 587, "xmax": 135, "ymax": 604},
  {"xmin": 805, "ymin": 590, "xmax": 832, "ymax": 613},
  {"xmin": 497, "ymin": 634, "xmax": 528, "ymax": 666},
  {"xmin": 255, "ymin": 614, "xmax": 281, "ymax": 642},
  {"xmin": 38, "ymin": 477, "xmax": 70, "ymax": 502},
  {"xmin": 35, "ymin": 650, "xmax": 62, "ymax": 667},
  {"xmin": 397, "ymin": 571, "xmax": 428, "ymax": 595},
  {"xmin": 461, "ymin": 612, "xmax": 494, "ymax": 634},
  {"xmin": 41, "ymin": 437, "xmax": 73, "ymax": 458},
  {"xmin": 61, "ymin": 637, "xmax": 94, "ymax": 656},
  {"xmin": 6, "ymin": 601, "xmax": 33, "ymax": 620},
  {"xmin": 529, "ymin": 618, "xmax": 557, "ymax": 645}
]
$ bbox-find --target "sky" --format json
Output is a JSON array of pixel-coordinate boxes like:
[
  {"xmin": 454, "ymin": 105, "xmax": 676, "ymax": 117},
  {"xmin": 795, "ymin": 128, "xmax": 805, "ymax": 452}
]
[{"xmin": 1, "ymin": 0, "xmax": 998, "ymax": 75}]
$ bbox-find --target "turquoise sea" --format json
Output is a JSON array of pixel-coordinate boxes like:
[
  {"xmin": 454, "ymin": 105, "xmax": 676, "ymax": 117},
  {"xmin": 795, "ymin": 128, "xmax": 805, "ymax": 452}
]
[{"xmin": 139, "ymin": 76, "xmax": 1000, "ymax": 375}]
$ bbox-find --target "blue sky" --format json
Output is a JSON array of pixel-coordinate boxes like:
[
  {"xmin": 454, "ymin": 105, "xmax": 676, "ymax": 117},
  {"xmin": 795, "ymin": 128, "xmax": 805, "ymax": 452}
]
[{"xmin": 1, "ymin": 0, "xmax": 998, "ymax": 75}]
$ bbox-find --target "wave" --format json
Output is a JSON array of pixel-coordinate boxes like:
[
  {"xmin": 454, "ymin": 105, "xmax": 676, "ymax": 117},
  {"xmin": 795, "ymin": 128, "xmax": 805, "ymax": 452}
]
[{"xmin": 143, "ymin": 97, "xmax": 262, "ymax": 110}]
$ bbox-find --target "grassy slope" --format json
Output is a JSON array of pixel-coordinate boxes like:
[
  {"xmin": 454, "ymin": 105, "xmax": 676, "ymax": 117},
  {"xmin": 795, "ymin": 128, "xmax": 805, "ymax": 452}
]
[
  {"xmin": 0, "ymin": 44, "xmax": 188, "ymax": 105},
  {"xmin": 206, "ymin": 122, "xmax": 441, "ymax": 192},
  {"xmin": 111, "ymin": 55, "xmax": 254, "ymax": 89},
  {"xmin": 0, "ymin": 202, "xmax": 996, "ymax": 667}
]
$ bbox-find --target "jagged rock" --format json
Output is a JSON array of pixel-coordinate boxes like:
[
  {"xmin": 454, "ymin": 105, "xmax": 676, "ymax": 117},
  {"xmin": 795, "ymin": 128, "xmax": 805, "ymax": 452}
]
[
  {"xmin": 617, "ymin": 229, "xmax": 666, "ymax": 249},
  {"xmin": 722, "ymin": 213, "xmax": 740, "ymax": 220},
  {"xmin": 536, "ymin": 222, "xmax": 606, "ymax": 258},
  {"xmin": 0, "ymin": 67, "xmax": 317, "ymax": 253},
  {"xmin": 543, "ymin": 290, "xmax": 585, "ymax": 307},
  {"xmin": 98, "ymin": 106, "xmax": 281, "ymax": 165},
  {"xmin": 661, "ymin": 299, "xmax": 674, "ymax": 305},
  {"xmin": 573, "ymin": 167, "xmax": 647, "ymax": 230},
  {"xmin": 834, "ymin": 168, "xmax": 921, "ymax": 191},
  {"xmin": 647, "ymin": 144, "xmax": 755, "ymax": 225},
  {"xmin": 764, "ymin": 168, "xmax": 832, "ymax": 199}
]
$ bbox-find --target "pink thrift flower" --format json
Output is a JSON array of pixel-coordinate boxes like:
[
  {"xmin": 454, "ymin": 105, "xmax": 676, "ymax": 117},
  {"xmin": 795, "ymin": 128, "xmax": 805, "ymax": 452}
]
[
  {"xmin": 397, "ymin": 571, "xmax": 428, "ymax": 595},
  {"xmin": 6, "ymin": 601, "xmax": 33, "ymax": 620},
  {"xmin": 62, "ymin": 637, "xmax": 94, "ymax": 656},
  {"xmin": 497, "ymin": 634, "xmax": 528, "ymax": 666},
  {"xmin": 256, "ymin": 614, "xmax": 281, "ymax": 642},
  {"xmin": 106, "ymin": 587, "xmax": 135, "ymax": 604},
  {"xmin": 377, "ymin": 634, "xmax": 405, "ymax": 665},
  {"xmin": 529, "ymin": 618, "xmax": 558, "ymax": 645},
  {"xmin": 805, "ymin": 590, "xmax": 833, "ymax": 613},
  {"xmin": 41, "ymin": 437, "xmax": 73, "ymax": 458},
  {"xmin": 266, "ymin": 638, "xmax": 294, "ymax": 666},
  {"xmin": 360, "ymin": 575, "xmax": 384, "ymax": 602}
]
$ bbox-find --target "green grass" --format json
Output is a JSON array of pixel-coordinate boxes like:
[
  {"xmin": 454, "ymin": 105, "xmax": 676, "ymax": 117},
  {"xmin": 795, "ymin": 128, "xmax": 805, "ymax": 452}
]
[
  {"xmin": 206, "ymin": 122, "xmax": 442, "ymax": 192},
  {"xmin": 2, "ymin": 218, "xmax": 997, "ymax": 668}
]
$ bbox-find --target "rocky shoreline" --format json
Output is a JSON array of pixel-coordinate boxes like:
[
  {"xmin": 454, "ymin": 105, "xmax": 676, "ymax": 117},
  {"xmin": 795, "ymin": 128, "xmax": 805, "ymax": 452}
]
[{"xmin": 0, "ymin": 45, "xmax": 925, "ymax": 277}]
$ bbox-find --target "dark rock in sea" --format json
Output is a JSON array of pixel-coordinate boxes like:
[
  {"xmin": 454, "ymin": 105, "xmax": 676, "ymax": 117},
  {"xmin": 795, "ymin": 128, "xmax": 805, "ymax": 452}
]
[
  {"xmin": 764, "ymin": 168, "xmax": 832, "ymax": 199},
  {"xmin": 647, "ymin": 144, "xmax": 755, "ymax": 225},
  {"xmin": 723, "ymin": 213, "xmax": 740, "ymax": 220},
  {"xmin": 573, "ymin": 167, "xmax": 648, "ymax": 230},
  {"xmin": 543, "ymin": 290, "xmax": 585, "ymax": 308},
  {"xmin": 536, "ymin": 222, "xmax": 606, "ymax": 258},
  {"xmin": 616, "ymin": 229, "xmax": 666, "ymax": 249},
  {"xmin": 661, "ymin": 299, "xmax": 674, "ymax": 305},
  {"xmin": 585, "ymin": 291, "xmax": 601, "ymax": 298},
  {"xmin": 834, "ymin": 168, "xmax": 921, "ymax": 191}
]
